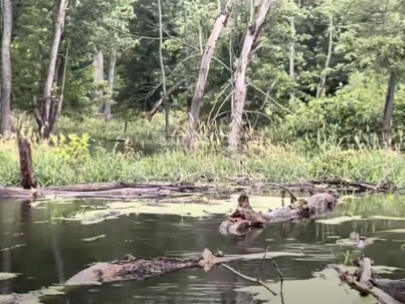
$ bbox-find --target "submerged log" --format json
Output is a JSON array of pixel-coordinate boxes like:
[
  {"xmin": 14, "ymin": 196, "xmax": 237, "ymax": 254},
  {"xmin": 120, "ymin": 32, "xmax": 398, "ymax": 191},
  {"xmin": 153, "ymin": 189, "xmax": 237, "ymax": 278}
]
[
  {"xmin": 219, "ymin": 193, "xmax": 339, "ymax": 235},
  {"xmin": 334, "ymin": 255, "xmax": 405, "ymax": 303}
]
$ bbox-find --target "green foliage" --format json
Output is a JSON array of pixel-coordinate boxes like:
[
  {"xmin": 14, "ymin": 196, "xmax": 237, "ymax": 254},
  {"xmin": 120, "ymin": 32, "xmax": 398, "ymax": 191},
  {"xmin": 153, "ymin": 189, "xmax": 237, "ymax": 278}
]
[
  {"xmin": 4, "ymin": 0, "xmax": 405, "ymax": 154},
  {"xmin": 49, "ymin": 133, "xmax": 91, "ymax": 164}
]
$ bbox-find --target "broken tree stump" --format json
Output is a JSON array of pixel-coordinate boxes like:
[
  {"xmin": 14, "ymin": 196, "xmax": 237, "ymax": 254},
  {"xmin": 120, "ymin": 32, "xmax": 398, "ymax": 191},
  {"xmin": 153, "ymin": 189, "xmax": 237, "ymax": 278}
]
[{"xmin": 17, "ymin": 133, "xmax": 37, "ymax": 190}]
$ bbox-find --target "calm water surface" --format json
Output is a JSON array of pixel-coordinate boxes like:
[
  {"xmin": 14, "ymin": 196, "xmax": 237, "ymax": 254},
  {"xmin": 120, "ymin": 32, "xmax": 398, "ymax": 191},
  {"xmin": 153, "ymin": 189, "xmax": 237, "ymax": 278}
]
[{"xmin": 0, "ymin": 196, "xmax": 405, "ymax": 304}]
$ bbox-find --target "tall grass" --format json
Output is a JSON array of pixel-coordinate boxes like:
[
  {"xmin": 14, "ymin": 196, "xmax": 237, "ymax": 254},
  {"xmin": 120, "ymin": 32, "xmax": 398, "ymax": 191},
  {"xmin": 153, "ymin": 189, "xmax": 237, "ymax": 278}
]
[
  {"xmin": 1, "ymin": 113, "xmax": 404, "ymax": 187},
  {"xmin": 0, "ymin": 136, "xmax": 405, "ymax": 188}
]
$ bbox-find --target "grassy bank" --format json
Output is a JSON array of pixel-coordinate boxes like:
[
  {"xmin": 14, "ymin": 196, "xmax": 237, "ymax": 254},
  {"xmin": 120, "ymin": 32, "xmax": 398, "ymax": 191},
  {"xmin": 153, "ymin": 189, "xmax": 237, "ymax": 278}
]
[{"xmin": 0, "ymin": 126, "xmax": 404, "ymax": 187}]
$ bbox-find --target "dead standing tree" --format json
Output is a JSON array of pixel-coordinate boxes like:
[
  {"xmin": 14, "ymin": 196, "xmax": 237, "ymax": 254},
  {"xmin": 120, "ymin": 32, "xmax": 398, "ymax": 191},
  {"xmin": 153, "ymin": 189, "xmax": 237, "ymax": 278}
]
[
  {"xmin": 228, "ymin": 0, "xmax": 273, "ymax": 152},
  {"xmin": 0, "ymin": 0, "xmax": 13, "ymax": 135},
  {"xmin": 184, "ymin": 0, "xmax": 233, "ymax": 151},
  {"xmin": 33, "ymin": 0, "xmax": 70, "ymax": 138}
]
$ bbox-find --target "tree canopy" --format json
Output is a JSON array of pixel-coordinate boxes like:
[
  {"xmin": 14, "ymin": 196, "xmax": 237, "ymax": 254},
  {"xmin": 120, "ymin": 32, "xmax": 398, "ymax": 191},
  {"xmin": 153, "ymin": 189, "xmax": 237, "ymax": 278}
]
[{"xmin": 1, "ymin": 0, "xmax": 405, "ymax": 149}]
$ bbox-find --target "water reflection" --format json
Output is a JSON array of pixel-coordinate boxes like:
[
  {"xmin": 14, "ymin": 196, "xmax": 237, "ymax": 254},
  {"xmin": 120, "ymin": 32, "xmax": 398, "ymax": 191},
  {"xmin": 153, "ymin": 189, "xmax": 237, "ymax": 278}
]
[{"xmin": 0, "ymin": 195, "xmax": 404, "ymax": 304}]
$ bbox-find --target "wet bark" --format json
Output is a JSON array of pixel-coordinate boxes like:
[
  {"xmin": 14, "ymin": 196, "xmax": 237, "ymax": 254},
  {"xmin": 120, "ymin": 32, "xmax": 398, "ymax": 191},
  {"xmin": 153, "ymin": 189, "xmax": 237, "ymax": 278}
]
[
  {"xmin": 335, "ymin": 255, "xmax": 405, "ymax": 303},
  {"xmin": 40, "ymin": 0, "xmax": 69, "ymax": 138},
  {"xmin": 64, "ymin": 248, "xmax": 262, "ymax": 285},
  {"xmin": 184, "ymin": 0, "xmax": 233, "ymax": 151},
  {"xmin": 94, "ymin": 51, "xmax": 105, "ymax": 114},
  {"xmin": 0, "ymin": 0, "xmax": 13, "ymax": 134},
  {"xmin": 382, "ymin": 70, "xmax": 396, "ymax": 148},
  {"xmin": 104, "ymin": 49, "xmax": 116, "ymax": 120},
  {"xmin": 227, "ymin": 0, "xmax": 272, "ymax": 153},
  {"xmin": 219, "ymin": 192, "xmax": 339, "ymax": 235}
]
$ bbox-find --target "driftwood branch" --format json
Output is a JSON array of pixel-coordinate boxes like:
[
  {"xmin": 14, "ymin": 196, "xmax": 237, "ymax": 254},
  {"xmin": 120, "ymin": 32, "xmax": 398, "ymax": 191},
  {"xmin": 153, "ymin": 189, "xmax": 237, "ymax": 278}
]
[
  {"xmin": 333, "ymin": 265, "xmax": 388, "ymax": 304},
  {"xmin": 272, "ymin": 260, "xmax": 285, "ymax": 304},
  {"xmin": 220, "ymin": 247, "xmax": 285, "ymax": 300},
  {"xmin": 221, "ymin": 263, "xmax": 278, "ymax": 296},
  {"xmin": 332, "ymin": 255, "xmax": 405, "ymax": 304}
]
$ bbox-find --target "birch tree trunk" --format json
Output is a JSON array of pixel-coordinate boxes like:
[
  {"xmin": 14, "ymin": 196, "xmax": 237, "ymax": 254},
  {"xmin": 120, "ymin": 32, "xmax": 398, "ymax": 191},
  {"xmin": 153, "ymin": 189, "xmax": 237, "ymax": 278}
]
[
  {"xmin": 49, "ymin": 41, "xmax": 70, "ymax": 134},
  {"xmin": 184, "ymin": 0, "xmax": 233, "ymax": 151},
  {"xmin": 382, "ymin": 70, "xmax": 396, "ymax": 148},
  {"xmin": 94, "ymin": 51, "xmax": 105, "ymax": 114},
  {"xmin": 104, "ymin": 49, "xmax": 116, "ymax": 120},
  {"xmin": 157, "ymin": 0, "xmax": 169, "ymax": 139},
  {"xmin": 227, "ymin": 0, "xmax": 273, "ymax": 153},
  {"xmin": 41, "ymin": 0, "xmax": 69, "ymax": 138},
  {"xmin": 316, "ymin": 15, "xmax": 333, "ymax": 98},
  {"xmin": 289, "ymin": 2, "xmax": 295, "ymax": 102},
  {"xmin": 0, "ymin": 0, "xmax": 13, "ymax": 135}
]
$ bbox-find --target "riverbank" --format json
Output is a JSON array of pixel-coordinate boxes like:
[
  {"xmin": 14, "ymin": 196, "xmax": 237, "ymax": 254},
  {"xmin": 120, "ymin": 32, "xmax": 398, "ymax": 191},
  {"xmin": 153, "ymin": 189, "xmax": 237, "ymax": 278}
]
[{"xmin": 0, "ymin": 133, "xmax": 403, "ymax": 188}]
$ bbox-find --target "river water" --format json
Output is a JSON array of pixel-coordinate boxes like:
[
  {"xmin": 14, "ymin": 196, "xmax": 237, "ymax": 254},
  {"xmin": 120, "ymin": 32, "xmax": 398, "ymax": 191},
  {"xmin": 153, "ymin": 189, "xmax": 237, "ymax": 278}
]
[{"xmin": 0, "ymin": 195, "xmax": 405, "ymax": 304}]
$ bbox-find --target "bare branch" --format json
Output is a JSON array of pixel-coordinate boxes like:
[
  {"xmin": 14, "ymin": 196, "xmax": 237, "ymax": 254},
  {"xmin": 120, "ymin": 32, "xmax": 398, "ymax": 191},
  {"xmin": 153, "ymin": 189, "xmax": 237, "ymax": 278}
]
[{"xmin": 220, "ymin": 263, "xmax": 278, "ymax": 296}]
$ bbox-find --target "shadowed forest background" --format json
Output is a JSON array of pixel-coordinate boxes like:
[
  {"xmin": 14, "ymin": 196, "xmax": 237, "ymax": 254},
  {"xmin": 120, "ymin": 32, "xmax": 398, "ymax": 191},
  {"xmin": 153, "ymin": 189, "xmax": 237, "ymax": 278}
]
[{"xmin": 0, "ymin": 0, "xmax": 405, "ymax": 186}]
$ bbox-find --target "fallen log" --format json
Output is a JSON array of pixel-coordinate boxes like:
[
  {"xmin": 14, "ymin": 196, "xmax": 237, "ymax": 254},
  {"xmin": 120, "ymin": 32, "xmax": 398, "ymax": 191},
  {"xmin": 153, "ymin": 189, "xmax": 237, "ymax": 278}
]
[
  {"xmin": 65, "ymin": 248, "xmax": 225, "ymax": 285},
  {"xmin": 0, "ymin": 248, "xmax": 292, "ymax": 304},
  {"xmin": 333, "ymin": 254, "xmax": 405, "ymax": 303},
  {"xmin": 64, "ymin": 248, "xmax": 293, "ymax": 286},
  {"xmin": 219, "ymin": 192, "xmax": 339, "ymax": 235},
  {"xmin": 277, "ymin": 178, "xmax": 396, "ymax": 194},
  {"xmin": 0, "ymin": 183, "xmax": 218, "ymax": 200}
]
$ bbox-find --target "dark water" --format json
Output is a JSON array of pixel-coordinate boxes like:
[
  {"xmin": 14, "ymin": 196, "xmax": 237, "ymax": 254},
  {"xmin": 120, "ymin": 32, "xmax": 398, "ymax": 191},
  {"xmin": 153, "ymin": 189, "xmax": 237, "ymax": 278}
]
[{"xmin": 1, "ymin": 198, "xmax": 405, "ymax": 304}]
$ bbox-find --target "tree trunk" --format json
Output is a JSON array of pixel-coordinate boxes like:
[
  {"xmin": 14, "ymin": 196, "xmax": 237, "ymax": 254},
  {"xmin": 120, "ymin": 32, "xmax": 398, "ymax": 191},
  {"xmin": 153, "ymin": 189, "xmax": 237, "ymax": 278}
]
[
  {"xmin": 0, "ymin": 0, "xmax": 13, "ymax": 135},
  {"xmin": 382, "ymin": 70, "xmax": 396, "ymax": 148},
  {"xmin": 41, "ymin": 0, "xmax": 69, "ymax": 138},
  {"xmin": 104, "ymin": 49, "xmax": 116, "ymax": 120},
  {"xmin": 157, "ymin": 0, "xmax": 169, "ymax": 139},
  {"xmin": 49, "ymin": 41, "xmax": 70, "ymax": 134},
  {"xmin": 316, "ymin": 15, "xmax": 333, "ymax": 98},
  {"xmin": 184, "ymin": 0, "xmax": 233, "ymax": 151},
  {"xmin": 17, "ymin": 134, "xmax": 37, "ymax": 190},
  {"xmin": 94, "ymin": 51, "xmax": 105, "ymax": 114},
  {"xmin": 289, "ymin": 1, "xmax": 295, "ymax": 102},
  {"xmin": 227, "ymin": 0, "xmax": 273, "ymax": 153},
  {"xmin": 183, "ymin": 9, "xmax": 192, "ymax": 114}
]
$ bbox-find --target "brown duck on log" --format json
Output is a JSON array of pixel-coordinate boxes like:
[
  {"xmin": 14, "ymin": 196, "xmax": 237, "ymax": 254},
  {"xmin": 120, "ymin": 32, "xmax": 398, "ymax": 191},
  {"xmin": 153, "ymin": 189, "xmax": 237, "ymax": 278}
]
[
  {"xmin": 219, "ymin": 193, "xmax": 339, "ymax": 235},
  {"xmin": 65, "ymin": 248, "xmax": 242, "ymax": 285}
]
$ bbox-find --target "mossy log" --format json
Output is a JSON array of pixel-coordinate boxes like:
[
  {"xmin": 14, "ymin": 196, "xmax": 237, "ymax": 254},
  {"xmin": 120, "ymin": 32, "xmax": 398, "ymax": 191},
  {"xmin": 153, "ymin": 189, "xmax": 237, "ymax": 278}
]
[{"xmin": 64, "ymin": 248, "xmax": 234, "ymax": 285}]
